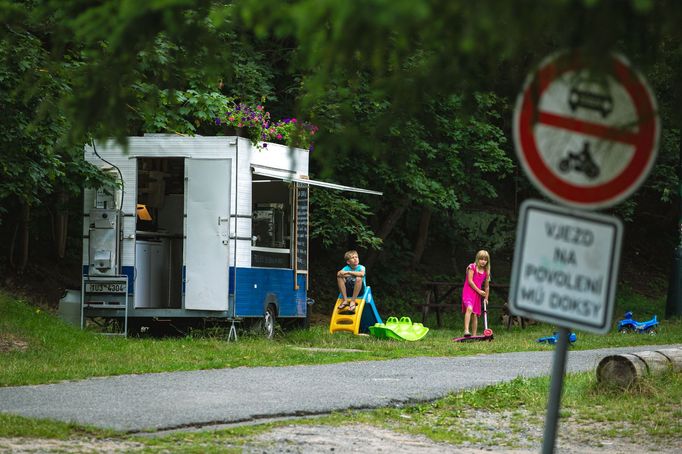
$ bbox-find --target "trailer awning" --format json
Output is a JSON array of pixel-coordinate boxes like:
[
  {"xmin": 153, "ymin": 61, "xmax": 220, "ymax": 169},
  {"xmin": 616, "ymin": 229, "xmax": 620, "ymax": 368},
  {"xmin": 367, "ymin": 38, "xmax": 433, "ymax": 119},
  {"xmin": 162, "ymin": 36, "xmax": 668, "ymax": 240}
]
[{"xmin": 251, "ymin": 165, "xmax": 383, "ymax": 195}]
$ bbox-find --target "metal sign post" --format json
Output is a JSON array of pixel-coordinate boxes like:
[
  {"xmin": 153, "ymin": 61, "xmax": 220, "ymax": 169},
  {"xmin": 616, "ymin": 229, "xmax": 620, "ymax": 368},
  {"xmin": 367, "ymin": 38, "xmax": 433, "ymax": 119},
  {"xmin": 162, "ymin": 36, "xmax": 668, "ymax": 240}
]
[
  {"xmin": 511, "ymin": 49, "xmax": 659, "ymax": 453},
  {"xmin": 543, "ymin": 327, "xmax": 570, "ymax": 454},
  {"xmin": 510, "ymin": 200, "xmax": 623, "ymax": 454}
]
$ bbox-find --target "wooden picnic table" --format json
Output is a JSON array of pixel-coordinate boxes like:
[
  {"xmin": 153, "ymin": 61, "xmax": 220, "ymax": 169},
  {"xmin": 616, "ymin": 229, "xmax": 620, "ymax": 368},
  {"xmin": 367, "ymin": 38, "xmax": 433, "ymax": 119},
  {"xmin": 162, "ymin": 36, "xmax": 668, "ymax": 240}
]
[
  {"xmin": 416, "ymin": 281, "xmax": 459, "ymax": 328},
  {"xmin": 416, "ymin": 280, "xmax": 526, "ymax": 329}
]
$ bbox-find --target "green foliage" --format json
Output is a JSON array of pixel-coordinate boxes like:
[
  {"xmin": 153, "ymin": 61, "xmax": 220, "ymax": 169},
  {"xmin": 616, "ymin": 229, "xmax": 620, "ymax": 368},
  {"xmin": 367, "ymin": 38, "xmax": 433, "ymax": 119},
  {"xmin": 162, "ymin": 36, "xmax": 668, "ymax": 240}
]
[
  {"xmin": 641, "ymin": 35, "xmax": 682, "ymax": 205},
  {"xmin": 304, "ymin": 66, "xmax": 513, "ymax": 262},
  {"xmin": 0, "ymin": 27, "xmax": 68, "ymax": 208},
  {"xmin": 237, "ymin": 0, "xmax": 681, "ymax": 260},
  {"xmin": 133, "ymin": 83, "xmax": 235, "ymax": 135},
  {"xmin": 453, "ymin": 211, "xmax": 516, "ymax": 253},
  {"xmin": 131, "ymin": 86, "xmax": 319, "ymax": 149},
  {"xmin": 0, "ymin": 19, "xmax": 110, "ymax": 227},
  {"xmin": 310, "ymin": 189, "xmax": 382, "ymax": 250},
  {"xmin": 0, "ymin": 0, "xmax": 680, "ymax": 299}
]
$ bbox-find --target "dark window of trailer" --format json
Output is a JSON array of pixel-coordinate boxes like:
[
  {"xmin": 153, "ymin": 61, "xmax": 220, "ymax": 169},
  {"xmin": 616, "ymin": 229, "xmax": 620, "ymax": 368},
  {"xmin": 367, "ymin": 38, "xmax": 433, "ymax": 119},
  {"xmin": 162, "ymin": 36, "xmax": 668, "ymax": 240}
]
[{"xmin": 251, "ymin": 176, "xmax": 293, "ymax": 268}]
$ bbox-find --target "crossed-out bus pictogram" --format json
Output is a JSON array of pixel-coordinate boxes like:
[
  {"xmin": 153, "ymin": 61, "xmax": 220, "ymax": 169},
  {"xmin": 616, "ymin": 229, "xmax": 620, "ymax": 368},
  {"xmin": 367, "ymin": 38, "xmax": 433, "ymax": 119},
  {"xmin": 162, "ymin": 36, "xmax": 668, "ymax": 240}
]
[{"xmin": 513, "ymin": 51, "xmax": 659, "ymax": 209}]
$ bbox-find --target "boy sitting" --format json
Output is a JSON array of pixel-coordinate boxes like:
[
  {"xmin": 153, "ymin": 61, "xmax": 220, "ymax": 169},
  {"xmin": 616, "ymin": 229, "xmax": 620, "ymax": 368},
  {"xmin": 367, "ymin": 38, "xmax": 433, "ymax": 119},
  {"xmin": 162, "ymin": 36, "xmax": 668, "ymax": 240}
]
[{"xmin": 336, "ymin": 250, "xmax": 366, "ymax": 312}]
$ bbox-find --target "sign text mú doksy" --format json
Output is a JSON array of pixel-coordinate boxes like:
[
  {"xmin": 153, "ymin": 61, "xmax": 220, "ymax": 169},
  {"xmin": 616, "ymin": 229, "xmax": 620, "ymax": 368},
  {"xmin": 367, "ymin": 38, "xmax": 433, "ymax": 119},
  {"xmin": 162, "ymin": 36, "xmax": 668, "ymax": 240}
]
[{"xmin": 509, "ymin": 199, "xmax": 623, "ymax": 334}]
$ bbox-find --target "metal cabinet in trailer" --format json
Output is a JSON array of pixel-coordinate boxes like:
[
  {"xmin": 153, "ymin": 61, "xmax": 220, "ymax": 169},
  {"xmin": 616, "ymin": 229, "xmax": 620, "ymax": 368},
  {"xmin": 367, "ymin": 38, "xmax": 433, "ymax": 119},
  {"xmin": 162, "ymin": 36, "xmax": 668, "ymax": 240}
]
[{"xmin": 81, "ymin": 135, "xmax": 380, "ymax": 337}]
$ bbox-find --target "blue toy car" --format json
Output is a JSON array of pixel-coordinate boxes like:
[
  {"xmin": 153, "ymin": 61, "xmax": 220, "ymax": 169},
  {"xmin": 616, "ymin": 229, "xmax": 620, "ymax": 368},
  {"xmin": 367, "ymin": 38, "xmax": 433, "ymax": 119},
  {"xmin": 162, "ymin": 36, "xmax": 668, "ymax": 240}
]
[
  {"xmin": 537, "ymin": 332, "xmax": 577, "ymax": 344},
  {"xmin": 617, "ymin": 311, "xmax": 658, "ymax": 334}
]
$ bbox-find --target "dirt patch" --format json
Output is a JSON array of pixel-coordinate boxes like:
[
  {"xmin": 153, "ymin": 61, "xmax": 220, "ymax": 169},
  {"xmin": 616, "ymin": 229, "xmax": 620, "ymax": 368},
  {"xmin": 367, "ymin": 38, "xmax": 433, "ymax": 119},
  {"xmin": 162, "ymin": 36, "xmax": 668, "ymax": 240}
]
[
  {"xmin": 244, "ymin": 424, "xmax": 460, "ymax": 453},
  {"xmin": 450, "ymin": 408, "xmax": 680, "ymax": 453},
  {"xmin": 2, "ymin": 411, "xmax": 679, "ymax": 453},
  {"xmin": 240, "ymin": 410, "xmax": 681, "ymax": 453},
  {"xmin": 0, "ymin": 334, "xmax": 29, "ymax": 353}
]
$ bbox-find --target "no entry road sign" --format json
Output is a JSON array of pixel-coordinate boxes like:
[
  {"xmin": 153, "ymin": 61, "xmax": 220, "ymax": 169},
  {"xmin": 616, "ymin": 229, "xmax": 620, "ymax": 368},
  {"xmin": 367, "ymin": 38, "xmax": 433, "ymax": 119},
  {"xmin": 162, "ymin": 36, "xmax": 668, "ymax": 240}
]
[
  {"xmin": 509, "ymin": 199, "xmax": 623, "ymax": 334},
  {"xmin": 513, "ymin": 51, "xmax": 660, "ymax": 209}
]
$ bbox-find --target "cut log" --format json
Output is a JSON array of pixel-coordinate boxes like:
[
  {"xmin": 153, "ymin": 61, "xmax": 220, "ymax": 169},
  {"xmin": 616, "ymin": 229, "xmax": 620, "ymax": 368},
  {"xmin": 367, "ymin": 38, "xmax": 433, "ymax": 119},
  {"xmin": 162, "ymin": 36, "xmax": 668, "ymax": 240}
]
[
  {"xmin": 597, "ymin": 354, "xmax": 648, "ymax": 387},
  {"xmin": 596, "ymin": 348, "xmax": 682, "ymax": 387},
  {"xmin": 634, "ymin": 351, "xmax": 671, "ymax": 375},
  {"xmin": 656, "ymin": 348, "xmax": 682, "ymax": 372}
]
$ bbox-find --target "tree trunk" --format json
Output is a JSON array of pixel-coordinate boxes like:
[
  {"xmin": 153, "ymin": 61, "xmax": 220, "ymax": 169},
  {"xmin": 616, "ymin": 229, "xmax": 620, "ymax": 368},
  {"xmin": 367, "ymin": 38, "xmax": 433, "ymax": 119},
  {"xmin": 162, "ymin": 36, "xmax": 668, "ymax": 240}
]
[
  {"xmin": 365, "ymin": 195, "xmax": 411, "ymax": 270},
  {"xmin": 410, "ymin": 206, "xmax": 433, "ymax": 270},
  {"xmin": 54, "ymin": 189, "xmax": 69, "ymax": 259},
  {"xmin": 11, "ymin": 202, "xmax": 31, "ymax": 274}
]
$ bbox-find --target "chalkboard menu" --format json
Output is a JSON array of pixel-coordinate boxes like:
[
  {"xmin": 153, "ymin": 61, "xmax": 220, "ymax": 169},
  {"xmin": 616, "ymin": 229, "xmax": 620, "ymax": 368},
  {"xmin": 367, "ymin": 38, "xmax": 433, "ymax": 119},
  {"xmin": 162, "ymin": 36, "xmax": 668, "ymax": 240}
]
[{"xmin": 295, "ymin": 185, "xmax": 308, "ymax": 272}]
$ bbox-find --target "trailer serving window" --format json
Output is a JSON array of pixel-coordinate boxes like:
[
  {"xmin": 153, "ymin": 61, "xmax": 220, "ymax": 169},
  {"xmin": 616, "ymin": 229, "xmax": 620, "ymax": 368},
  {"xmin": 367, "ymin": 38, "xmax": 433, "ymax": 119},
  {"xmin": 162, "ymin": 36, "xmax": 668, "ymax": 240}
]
[
  {"xmin": 251, "ymin": 176, "xmax": 293, "ymax": 268},
  {"xmin": 250, "ymin": 165, "xmax": 383, "ymax": 273}
]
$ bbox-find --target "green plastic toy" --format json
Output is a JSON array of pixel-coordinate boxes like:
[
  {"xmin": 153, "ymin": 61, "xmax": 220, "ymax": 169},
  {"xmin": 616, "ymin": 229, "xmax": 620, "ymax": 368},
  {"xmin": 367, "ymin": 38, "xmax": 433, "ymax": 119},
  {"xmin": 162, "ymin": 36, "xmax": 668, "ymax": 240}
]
[{"xmin": 369, "ymin": 316, "xmax": 429, "ymax": 341}]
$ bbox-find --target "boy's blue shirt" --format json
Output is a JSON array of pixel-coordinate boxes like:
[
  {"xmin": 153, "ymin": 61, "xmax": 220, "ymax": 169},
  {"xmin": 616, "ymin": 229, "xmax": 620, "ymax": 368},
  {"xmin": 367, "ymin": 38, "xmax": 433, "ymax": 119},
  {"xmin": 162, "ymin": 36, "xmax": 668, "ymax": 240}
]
[{"xmin": 342, "ymin": 264, "xmax": 366, "ymax": 287}]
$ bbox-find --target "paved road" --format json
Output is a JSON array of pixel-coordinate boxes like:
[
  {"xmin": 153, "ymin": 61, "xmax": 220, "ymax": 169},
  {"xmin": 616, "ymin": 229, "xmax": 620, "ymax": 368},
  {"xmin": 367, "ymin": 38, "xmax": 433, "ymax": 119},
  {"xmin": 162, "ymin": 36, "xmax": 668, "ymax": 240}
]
[{"xmin": 1, "ymin": 344, "xmax": 679, "ymax": 433}]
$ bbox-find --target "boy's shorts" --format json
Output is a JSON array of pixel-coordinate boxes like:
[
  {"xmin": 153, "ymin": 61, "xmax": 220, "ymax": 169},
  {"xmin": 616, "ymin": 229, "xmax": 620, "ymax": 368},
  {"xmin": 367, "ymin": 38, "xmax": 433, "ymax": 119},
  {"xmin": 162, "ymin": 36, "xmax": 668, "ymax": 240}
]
[{"xmin": 345, "ymin": 277, "xmax": 365, "ymax": 296}]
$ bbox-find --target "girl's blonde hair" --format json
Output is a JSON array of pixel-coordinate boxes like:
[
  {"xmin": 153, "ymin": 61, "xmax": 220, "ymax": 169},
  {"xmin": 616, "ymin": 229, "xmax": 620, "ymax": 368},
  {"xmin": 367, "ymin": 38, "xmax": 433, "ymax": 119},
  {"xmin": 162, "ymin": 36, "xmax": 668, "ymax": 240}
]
[{"xmin": 475, "ymin": 250, "xmax": 491, "ymax": 275}]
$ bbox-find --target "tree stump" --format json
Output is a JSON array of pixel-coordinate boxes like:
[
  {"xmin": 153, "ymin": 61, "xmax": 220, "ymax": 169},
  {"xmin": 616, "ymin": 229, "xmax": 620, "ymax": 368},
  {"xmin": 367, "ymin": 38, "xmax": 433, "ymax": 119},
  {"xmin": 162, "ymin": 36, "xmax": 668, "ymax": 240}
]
[{"xmin": 596, "ymin": 348, "xmax": 682, "ymax": 387}]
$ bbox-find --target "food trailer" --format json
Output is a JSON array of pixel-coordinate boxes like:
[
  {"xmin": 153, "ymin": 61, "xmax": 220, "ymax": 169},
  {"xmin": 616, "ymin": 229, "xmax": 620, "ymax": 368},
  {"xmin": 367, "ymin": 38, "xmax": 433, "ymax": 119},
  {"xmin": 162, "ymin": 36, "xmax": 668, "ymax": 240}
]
[{"xmin": 81, "ymin": 135, "xmax": 380, "ymax": 337}]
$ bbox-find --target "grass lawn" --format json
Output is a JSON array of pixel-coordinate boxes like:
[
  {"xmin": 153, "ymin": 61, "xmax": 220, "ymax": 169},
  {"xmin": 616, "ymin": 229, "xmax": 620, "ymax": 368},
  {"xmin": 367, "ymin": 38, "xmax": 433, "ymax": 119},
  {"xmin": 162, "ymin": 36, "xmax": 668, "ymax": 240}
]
[
  {"xmin": 1, "ymin": 287, "xmax": 681, "ymax": 387},
  {"xmin": 1, "ymin": 286, "xmax": 681, "ymax": 450}
]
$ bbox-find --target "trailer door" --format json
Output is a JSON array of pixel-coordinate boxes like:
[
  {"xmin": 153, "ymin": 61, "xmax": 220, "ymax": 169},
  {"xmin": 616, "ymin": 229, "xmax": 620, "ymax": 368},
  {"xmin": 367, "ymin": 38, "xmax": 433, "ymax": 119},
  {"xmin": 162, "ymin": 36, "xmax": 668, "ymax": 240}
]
[{"xmin": 184, "ymin": 158, "xmax": 231, "ymax": 310}]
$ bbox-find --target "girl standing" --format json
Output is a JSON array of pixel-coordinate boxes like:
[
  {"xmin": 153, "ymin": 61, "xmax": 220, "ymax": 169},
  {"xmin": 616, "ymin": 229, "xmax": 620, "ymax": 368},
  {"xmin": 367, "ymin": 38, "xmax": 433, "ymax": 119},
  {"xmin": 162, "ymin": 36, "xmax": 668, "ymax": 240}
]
[{"xmin": 461, "ymin": 250, "xmax": 490, "ymax": 337}]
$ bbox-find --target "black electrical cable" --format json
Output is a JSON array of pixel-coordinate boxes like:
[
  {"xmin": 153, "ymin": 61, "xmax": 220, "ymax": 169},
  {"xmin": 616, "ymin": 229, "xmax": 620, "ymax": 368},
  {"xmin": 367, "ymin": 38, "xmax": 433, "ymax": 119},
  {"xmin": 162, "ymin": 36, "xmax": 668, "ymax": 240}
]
[{"xmin": 91, "ymin": 140, "xmax": 125, "ymax": 210}]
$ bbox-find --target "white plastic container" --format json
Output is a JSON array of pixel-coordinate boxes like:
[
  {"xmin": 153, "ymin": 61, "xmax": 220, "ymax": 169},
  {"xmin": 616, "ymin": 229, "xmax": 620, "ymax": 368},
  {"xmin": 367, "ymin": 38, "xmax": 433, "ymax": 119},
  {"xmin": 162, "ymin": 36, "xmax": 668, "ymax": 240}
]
[{"xmin": 58, "ymin": 290, "xmax": 81, "ymax": 327}]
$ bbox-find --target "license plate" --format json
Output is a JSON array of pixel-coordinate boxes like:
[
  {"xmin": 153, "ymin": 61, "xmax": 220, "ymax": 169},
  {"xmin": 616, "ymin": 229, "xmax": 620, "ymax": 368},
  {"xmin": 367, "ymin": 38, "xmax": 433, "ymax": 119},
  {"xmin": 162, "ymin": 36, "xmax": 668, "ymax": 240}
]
[{"xmin": 86, "ymin": 282, "xmax": 126, "ymax": 293}]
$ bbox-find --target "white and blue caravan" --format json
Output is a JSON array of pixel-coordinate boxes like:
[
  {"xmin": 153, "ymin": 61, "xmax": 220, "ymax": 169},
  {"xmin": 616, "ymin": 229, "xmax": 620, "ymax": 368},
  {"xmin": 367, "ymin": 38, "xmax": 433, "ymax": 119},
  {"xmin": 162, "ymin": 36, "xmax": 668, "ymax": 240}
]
[{"xmin": 81, "ymin": 135, "xmax": 380, "ymax": 337}]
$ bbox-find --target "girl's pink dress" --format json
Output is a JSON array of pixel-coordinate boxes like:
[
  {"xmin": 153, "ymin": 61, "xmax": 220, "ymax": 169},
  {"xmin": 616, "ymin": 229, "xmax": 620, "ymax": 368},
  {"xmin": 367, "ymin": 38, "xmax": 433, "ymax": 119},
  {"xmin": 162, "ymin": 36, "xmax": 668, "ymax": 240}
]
[{"xmin": 461, "ymin": 263, "xmax": 487, "ymax": 316}]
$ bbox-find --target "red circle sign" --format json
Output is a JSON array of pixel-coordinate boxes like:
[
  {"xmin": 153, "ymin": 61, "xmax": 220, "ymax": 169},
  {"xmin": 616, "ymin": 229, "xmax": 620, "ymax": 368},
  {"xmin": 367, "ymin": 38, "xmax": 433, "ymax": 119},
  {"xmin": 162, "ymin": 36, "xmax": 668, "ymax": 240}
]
[{"xmin": 513, "ymin": 51, "xmax": 660, "ymax": 209}]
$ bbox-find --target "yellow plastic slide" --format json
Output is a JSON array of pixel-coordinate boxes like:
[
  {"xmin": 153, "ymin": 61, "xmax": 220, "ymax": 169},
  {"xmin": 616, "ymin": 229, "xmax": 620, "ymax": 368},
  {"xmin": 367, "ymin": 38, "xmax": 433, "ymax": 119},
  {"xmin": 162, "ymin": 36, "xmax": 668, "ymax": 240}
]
[{"xmin": 329, "ymin": 286, "xmax": 381, "ymax": 335}]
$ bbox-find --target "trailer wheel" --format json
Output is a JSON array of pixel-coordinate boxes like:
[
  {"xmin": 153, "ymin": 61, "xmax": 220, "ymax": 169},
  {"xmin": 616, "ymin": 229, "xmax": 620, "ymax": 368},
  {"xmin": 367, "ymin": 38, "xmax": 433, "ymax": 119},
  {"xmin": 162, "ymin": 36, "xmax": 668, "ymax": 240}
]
[{"xmin": 262, "ymin": 305, "xmax": 276, "ymax": 339}]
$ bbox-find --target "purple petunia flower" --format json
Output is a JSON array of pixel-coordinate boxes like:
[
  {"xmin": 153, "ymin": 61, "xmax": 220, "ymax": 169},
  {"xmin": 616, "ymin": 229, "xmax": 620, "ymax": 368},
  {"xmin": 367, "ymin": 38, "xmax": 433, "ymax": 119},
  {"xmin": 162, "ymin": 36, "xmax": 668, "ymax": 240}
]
[{"xmin": 214, "ymin": 118, "xmax": 221, "ymax": 125}]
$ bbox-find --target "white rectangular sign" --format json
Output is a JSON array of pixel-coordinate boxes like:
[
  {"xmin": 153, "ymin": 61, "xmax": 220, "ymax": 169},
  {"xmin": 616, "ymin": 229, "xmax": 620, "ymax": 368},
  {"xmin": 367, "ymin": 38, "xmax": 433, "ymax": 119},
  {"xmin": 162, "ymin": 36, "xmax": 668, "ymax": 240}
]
[{"xmin": 509, "ymin": 199, "xmax": 623, "ymax": 334}]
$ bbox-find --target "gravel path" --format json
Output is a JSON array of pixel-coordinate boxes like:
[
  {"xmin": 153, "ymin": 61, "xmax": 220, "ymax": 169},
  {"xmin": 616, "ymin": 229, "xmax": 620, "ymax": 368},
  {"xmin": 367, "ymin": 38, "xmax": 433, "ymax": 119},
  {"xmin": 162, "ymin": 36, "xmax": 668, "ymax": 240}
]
[{"xmin": 0, "ymin": 344, "xmax": 679, "ymax": 434}]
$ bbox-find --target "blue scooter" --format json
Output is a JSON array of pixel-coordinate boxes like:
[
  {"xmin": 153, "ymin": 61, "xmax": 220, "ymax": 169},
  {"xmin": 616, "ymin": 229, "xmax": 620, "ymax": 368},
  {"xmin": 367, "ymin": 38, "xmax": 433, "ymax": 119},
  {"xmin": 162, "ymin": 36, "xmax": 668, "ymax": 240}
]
[
  {"xmin": 537, "ymin": 331, "xmax": 577, "ymax": 345},
  {"xmin": 616, "ymin": 311, "xmax": 658, "ymax": 334}
]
